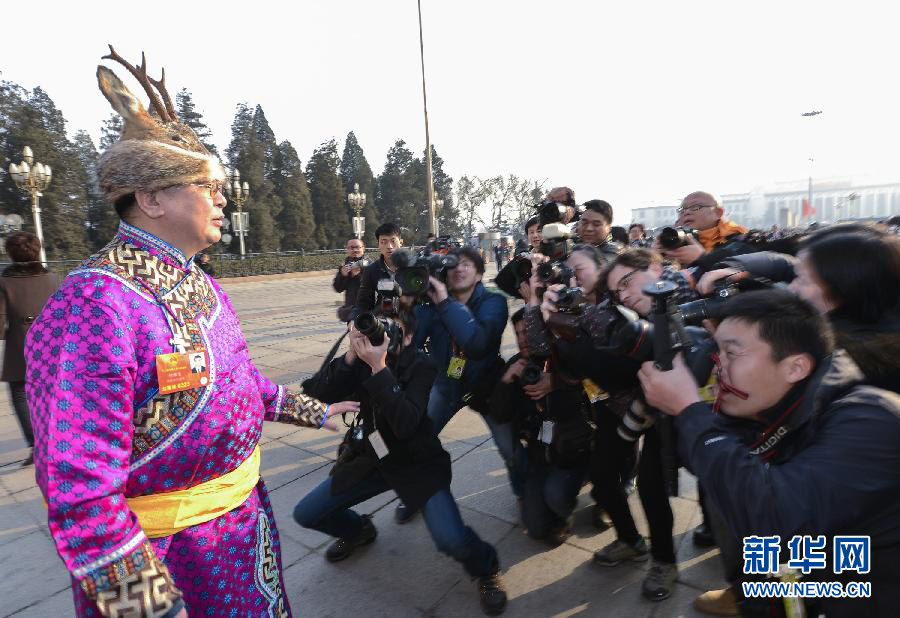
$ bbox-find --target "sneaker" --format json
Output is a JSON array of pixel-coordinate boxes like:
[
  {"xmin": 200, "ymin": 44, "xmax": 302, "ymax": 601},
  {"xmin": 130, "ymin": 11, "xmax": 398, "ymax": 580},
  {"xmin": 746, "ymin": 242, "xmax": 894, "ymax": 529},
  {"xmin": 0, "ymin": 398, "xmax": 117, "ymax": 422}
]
[
  {"xmin": 325, "ymin": 515, "xmax": 377, "ymax": 562},
  {"xmin": 693, "ymin": 522, "xmax": 717, "ymax": 548},
  {"xmin": 591, "ymin": 503, "xmax": 611, "ymax": 531},
  {"xmin": 593, "ymin": 538, "xmax": 649, "ymax": 566},
  {"xmin": 642, "ymin": 560, "xmax": 678, "ymax": 601},
  {"xmin": 476, "ymin": 571, "xmax": 507, "ymax": 615},
  {"xmin": 394, "ymin": 501, "xmax": 417, "ymax": 524},
  {"xmin": 693, "ymin": 587, "xmax": 739, "ymax": 616}
]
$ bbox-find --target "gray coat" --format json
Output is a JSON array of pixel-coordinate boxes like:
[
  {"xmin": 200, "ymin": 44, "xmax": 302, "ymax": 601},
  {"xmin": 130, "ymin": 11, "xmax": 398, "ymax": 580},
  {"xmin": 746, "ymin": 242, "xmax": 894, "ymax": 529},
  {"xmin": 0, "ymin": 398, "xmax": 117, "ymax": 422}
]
[{"xmin": 0, "ymin": 263, "xmax": 60, "ymax": 382}]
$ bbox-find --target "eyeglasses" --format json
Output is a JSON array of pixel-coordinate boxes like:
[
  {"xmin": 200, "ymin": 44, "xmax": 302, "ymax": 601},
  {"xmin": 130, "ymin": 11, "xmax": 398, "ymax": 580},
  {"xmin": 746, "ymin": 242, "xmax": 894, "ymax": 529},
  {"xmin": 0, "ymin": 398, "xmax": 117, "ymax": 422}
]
[
  {"xmin": 193, "ymin": 181, "xmax": 227, "ymax": 199},
  {"xmin": 677, "ymin": 204, "xmax": 713, "ymax": 215},
  {"xmin": 612, "ymin": 268, "xmax": 641, "ymax": 302}
]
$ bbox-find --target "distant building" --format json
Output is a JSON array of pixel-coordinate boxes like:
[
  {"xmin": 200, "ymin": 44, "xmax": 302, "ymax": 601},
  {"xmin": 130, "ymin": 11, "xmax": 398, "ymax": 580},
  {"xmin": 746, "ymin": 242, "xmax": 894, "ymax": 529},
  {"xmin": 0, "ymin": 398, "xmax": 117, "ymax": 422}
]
[{"xmin": 631, "ymin": 178, "xmax": 900, "ymax": 230}]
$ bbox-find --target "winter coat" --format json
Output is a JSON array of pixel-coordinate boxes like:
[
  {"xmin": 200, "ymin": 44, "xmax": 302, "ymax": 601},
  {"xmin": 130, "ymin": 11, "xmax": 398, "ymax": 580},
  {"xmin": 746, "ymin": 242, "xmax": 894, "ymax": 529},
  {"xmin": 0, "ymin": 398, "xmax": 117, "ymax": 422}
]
[{"xmin": 0, "ymin": 263, "xmax": 60, "ymax": 382}]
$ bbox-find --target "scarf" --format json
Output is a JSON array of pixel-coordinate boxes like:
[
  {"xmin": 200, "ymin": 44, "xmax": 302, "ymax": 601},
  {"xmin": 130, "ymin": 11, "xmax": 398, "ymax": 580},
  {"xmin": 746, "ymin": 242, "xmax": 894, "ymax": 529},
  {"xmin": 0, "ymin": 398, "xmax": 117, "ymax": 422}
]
[{"xmin": 697, "ymin": 219, "xmax": 748, "ymax": 251}]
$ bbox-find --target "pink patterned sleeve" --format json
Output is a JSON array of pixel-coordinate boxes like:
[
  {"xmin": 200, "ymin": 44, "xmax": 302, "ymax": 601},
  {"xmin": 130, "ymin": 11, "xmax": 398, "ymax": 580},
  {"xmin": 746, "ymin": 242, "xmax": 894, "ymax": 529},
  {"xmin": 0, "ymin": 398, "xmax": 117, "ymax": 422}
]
[
  {"xmin": 25, "ymin": 280, "xmax": 182, "ymax": 617},
  {"xmin": 252, "ymin": 365, "xmax": 328, "ymax": 428}
]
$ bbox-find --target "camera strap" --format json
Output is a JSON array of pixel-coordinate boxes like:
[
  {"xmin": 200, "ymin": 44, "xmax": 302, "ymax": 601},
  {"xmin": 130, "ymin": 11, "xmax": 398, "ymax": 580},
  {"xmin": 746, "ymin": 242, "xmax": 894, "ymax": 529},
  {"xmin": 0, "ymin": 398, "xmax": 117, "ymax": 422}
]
[{"xmin": 305, "ymin": 328, "xmax": 354, "ymax": 427}]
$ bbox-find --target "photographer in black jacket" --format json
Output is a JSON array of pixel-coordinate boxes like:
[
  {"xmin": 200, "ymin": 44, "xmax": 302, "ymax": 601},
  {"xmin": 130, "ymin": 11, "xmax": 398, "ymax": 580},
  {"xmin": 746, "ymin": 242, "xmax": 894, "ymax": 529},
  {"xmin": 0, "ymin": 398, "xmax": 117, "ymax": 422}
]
[
  {"xmin": 355, "ymin": 222, "xmax": 404, "ymax": 314},
  {"xmin": 640, "ymin": 289, "xmax": 900, "ymax": 618},
  {"xmin": 293, "ymin": 310, "xmax": 508, "ymax": 616},
  {"xmin": 333, "ymin": 238, "xmax": 368, "ymax": 321},
  {"xmin": 491, "ymin": 308, "xmax": 591, "ymax": 545}
]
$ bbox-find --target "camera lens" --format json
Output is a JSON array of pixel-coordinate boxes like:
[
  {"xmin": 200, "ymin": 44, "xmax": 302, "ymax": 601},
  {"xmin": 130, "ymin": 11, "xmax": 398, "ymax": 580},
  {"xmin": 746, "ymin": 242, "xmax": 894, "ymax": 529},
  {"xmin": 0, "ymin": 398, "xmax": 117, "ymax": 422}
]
[
  {"xmin": 658, "ymin": 227, "xmax": 687, "ymax": 250},
  {"xmin": 353, "ymin": 312, "xmax": 386, "ymax": 346}
]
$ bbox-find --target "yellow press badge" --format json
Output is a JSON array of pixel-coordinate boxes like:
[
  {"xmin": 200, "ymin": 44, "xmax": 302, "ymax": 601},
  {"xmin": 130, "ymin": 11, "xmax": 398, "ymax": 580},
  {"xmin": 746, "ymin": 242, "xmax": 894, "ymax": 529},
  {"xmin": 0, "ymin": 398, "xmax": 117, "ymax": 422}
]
[
  {"xmin": 698, "ymin": 374, "xmax": 719, "ymax": 404},
  {"xmin": 582, "ymin": 379, "xmax": 609, "ymax": 403},
  {"xmin": 447, "ymin": 356, "xmax": 467, "ymax": 379},
  {"xmin": 156, "ymin": 348, "xmax": 210, "ymax": 395}
]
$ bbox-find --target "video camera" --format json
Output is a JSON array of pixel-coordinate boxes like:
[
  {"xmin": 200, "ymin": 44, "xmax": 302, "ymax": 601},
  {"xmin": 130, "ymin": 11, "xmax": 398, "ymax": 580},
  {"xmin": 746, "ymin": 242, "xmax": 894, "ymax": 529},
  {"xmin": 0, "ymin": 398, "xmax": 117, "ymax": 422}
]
[
  {"xmin": 426, "ymin": 235, "xmax": 456, "ymax": 255},
  {"xmin": 390, "ymin": 247, "xmax": 459, "ymax": 298}
]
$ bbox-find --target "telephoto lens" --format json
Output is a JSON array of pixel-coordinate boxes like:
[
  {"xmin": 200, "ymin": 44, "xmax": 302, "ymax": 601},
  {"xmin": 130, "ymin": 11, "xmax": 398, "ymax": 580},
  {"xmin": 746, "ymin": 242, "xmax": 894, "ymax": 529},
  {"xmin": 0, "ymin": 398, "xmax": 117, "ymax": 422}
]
[
  {"xmin": 520, "ymin": 362, "xmax": 543, "ymax": 386},
  {"xmin": 658, "ymin": 226, "xmax": 695, "ymax": 250},
  {"xmin": 353, "ymin": 312, "xmax": 386, "ymax": 346}
]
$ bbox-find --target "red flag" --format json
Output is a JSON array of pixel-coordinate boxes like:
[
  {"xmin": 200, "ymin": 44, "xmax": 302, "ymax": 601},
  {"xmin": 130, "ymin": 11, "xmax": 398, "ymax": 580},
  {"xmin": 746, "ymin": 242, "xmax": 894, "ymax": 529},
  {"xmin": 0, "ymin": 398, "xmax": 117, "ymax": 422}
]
[{"xmin": 802, "ymin": 199, "xmax": 813, "ymax": 217}]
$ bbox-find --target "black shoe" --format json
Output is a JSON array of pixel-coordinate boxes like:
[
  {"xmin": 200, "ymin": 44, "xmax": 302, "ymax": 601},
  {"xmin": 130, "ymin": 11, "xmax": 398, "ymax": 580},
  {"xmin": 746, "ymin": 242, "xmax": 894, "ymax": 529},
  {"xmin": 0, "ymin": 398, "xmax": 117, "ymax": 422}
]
[
  {"xmin": 546, "ymin": 516, "xmax": 573, "ymax": 546},
  {"xmin": 477, "ymin": 571, "xmax": 507, "ymax": 615},
  {"xmin": 325, "ymin": 515, "xmax": 377, "ymax": 562},
  {"xmin": 693, "ymin": 523, "xmax": 717, "ymax": 548},
  {"xmin": 591, "ymin": 504, "xmax": 611, "ymax": 531},
  {"xmin": 394, "ymin": 501, "xmax": 417, "ymax": 524},
  {"xmin": 642, "ymin": 560, "xmax": 677, "ymax": 601}
]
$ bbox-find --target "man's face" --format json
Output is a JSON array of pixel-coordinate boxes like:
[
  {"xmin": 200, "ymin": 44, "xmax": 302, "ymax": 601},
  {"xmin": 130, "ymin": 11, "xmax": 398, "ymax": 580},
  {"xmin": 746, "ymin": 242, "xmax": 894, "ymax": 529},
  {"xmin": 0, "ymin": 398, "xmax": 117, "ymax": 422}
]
[
  {"xmin": 678, "ymin": 192, "xmax": 723, "ymax": 231},
  {"xmin": 579, "ymin": 209, "xmax": 611, "ymax": 246},
  {"xmin": 527, "ymin": 223, "xmax": 543, "ymax": 248},
  {"xmin": 346, "ymin": 239, "xmax": 365, "ymax": 258},
  {"xmin": 713, "ymin": 318, "xmax": 810, "ymax": 419},
  {"xmin": 607, "ymin": 263, "xmax": 663, "ymax": 317},
  {"xmin": 514, "ymin": 320, "xmax": 530, "ymax": 358},
  {"xmin": 448, "ymin": 256, "xmax": 482, "ymax": 293},
  {"xmin": 152, "ymin": 178, "xmax": 226, "ymax": 256},
  {"xmin": 378, "ymin": 234, "xmax": 402, "ymax": 263},
  {"xmin": 628, "ymin": 226, "xmax": 644, "ymax": 242}
]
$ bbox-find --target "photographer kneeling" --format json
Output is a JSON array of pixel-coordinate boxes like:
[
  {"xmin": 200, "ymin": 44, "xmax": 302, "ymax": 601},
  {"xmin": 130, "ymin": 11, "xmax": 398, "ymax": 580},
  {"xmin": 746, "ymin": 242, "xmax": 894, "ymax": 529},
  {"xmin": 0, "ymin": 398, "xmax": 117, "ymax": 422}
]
[
  {"xmin": 491, "ymin": 308, "xmax": 591, "ymax": 544},
  {"xmin": 639, "ymin": 289, "xmax": 900, "ymax": 618},
  {"xmin": 293, "ymin": 310, "xmax": 507, "ymax": 616}
]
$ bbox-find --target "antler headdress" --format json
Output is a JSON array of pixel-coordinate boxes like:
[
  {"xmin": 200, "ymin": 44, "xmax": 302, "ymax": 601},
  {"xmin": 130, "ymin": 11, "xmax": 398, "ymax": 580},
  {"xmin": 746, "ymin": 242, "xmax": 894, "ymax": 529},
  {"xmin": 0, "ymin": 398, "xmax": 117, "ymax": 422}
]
[{"xmin": 95, "ymin": 45, "xmax": 223, "ymax": 203}]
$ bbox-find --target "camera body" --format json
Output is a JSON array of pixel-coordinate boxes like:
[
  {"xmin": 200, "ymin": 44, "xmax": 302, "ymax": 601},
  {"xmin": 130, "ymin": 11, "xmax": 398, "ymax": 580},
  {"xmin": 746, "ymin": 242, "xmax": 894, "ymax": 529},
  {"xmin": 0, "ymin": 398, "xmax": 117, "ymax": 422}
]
[
  {"xmin": 657, "ymin": 226, "xmax": 699, "ymax": 250},
  {"xmin": 391, "ymin": 247, "xmax": 460, "ymax": 297},
  {"xmin": 345, "ymin": 256, "xmax": 371, "ymax": 271}
]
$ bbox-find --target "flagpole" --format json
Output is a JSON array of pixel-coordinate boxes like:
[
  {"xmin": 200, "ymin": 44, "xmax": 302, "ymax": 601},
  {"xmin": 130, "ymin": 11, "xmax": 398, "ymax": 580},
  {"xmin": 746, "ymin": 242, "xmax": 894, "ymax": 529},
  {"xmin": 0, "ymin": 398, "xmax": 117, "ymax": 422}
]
[{"xmin": 418, "ymin": 0, "xmax": 436, "ymax": 235}]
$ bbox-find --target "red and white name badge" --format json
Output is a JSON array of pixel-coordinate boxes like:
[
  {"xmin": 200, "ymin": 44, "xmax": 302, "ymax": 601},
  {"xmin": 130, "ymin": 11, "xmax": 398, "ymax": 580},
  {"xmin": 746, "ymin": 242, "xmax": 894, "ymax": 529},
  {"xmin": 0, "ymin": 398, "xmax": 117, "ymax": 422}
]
[{"xmin": 155, "ymin": 348, "xmax": 210, "ymax": 395}]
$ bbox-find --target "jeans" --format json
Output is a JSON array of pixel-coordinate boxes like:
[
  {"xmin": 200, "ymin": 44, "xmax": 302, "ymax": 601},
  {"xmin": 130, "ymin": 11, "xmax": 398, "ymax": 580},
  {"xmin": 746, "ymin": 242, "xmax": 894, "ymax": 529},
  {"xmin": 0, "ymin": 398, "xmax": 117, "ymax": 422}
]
[
  {"xmin": 428, "ymin": 379, "xmax": 526, "ymax": 498},
  {"xmin": 293, "ymin": 470, "xmax": 499, "ymax": 577},
  {"xmin": 8, "ymin": 381, "xmax": 33, "ymax": 448},
  {"xmin": 591, "ymin": 410, "xmax": 675, "ymax": 563},
  {"xmin": 521, "ymin": 456, "xmax": 586, "ymax": 540}
]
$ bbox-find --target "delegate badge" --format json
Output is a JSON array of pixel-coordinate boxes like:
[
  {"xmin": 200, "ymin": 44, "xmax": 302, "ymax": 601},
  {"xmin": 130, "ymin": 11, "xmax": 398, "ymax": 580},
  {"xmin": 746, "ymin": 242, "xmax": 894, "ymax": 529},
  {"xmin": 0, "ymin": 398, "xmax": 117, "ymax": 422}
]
[
  {"xmin": 447, "ymin": 355, "xmax": 467, "ymax": 380},
  {"xmin": 156, "ymin": 348, "xmax": 210, "ymax": 395},
  {"xmin": 698, "ymin": 373, "xmax": 719, "ymax": 403},
  {"xmin": 582, "ymin": 378, "xmax": 609, "ymax": 403}
]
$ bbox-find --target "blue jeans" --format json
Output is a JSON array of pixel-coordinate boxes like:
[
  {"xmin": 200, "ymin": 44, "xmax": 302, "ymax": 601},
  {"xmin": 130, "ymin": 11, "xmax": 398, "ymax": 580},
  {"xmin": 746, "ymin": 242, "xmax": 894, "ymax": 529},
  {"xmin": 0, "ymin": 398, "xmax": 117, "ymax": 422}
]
[
  {"xmin": 428, "ymin": 379, "xmax": 526, "ymax": 498},
  {"xmin": 521, "ymin": 456, "xmax": 587, "ymax": 540},
  {"xmin": 293, "ymin": 470, "xmax": 499, "ymax": 577}
]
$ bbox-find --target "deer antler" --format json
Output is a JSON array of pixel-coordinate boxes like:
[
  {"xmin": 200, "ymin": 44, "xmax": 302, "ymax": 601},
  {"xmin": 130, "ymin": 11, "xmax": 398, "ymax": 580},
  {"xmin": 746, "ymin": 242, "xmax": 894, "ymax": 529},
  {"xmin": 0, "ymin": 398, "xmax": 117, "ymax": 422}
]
[
  {"xmin": 102, "ymin": 45, "xmax": 172, "ymax": 123},
  {"xmin": 149, "ymin": 67, "xmax": 179, "ymax": 122}
]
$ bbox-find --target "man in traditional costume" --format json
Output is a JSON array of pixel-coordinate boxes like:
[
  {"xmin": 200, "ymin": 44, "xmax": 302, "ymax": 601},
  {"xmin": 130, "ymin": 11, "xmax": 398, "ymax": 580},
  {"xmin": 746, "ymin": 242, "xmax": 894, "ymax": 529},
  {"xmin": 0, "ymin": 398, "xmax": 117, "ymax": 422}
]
[{"xmin": 25, "ymin": 47, "xmax": 357, "ymax": 617}]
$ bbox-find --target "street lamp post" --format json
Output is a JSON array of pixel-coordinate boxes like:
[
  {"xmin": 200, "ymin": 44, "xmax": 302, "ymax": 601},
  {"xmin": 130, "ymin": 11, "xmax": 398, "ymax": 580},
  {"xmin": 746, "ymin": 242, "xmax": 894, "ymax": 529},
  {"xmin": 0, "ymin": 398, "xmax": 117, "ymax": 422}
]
[
  {"xmin": 7, "ymin": 146, "xmax": 51, "ymax": 265},
  {"xmin": 225, "ymin": 169, "xmax": 250, "ymax": 257},
  {"xmin": 433, "ymin": 197, "xmax": 443, "ymax": 236},
  {"xmin": 347, "ymin": 182, "xmax": 366, "ymax": 240}
]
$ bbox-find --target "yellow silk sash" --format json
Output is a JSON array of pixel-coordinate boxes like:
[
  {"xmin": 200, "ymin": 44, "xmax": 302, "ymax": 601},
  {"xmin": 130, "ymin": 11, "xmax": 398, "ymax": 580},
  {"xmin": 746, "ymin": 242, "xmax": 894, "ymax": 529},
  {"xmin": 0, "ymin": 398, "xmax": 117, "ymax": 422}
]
[{"xmin": 127, "ymin": 446, "xmax": 260, "ymax": 538}]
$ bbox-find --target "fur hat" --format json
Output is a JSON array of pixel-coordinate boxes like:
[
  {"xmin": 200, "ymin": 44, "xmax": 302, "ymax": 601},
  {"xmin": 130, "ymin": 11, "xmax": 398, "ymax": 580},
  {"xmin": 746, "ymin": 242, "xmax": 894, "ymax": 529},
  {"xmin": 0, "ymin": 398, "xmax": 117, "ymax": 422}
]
[{"xmin": 96, "ymin": 45, "xmax": 224, "ymax": 203}]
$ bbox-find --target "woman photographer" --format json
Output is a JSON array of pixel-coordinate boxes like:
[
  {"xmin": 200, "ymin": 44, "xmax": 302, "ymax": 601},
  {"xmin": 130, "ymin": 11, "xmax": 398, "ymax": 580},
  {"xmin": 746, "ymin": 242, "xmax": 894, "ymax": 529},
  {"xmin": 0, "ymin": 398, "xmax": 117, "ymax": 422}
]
[{"xmin": 700, "ymin": 224, "xmax": 900, "ymax": 392}]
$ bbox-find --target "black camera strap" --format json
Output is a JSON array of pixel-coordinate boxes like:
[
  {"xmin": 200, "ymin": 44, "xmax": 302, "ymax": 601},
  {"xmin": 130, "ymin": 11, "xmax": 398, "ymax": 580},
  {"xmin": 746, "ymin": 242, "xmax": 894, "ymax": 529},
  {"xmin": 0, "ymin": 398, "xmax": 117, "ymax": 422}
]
[{"xmin": 304, "ymin": 328, "xmax": 357, "ymax": 428}]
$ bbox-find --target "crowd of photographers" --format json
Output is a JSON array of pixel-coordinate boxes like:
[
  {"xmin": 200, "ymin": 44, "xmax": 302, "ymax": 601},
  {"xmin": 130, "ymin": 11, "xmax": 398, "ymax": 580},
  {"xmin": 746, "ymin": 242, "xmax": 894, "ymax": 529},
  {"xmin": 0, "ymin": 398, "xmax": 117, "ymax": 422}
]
[{"xmin": 308, "ymin": 189, "xmax": 899, "ymax": 617}]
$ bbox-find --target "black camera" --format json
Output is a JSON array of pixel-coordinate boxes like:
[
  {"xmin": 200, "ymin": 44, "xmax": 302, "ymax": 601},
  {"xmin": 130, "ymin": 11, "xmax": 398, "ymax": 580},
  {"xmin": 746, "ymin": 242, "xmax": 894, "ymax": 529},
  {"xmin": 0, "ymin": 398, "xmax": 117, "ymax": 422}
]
[
  {"xmin": 658, "ymin": 226, "xmax": 699, "ymax": 250},
  {"xmin": 373, "ymin": 278, "xmax": 401, "ymax": 317},
  {"xmin": 677, "ymin": 276, "xmax": 774, "ymax": 326},
  {"xmin": 353, "ymin": 310, "xmax": 404, "ymax": 354},
  {"xmin": 537, "ymin": 200, "xmax": 583, "ymax": 228},
  {"xmin": 391, "ymin": 247, "xmax": 460, "ymax": 297},
  {"xmin": 519, "ymin": 361, "xmax": 544, "ymax": 387}
]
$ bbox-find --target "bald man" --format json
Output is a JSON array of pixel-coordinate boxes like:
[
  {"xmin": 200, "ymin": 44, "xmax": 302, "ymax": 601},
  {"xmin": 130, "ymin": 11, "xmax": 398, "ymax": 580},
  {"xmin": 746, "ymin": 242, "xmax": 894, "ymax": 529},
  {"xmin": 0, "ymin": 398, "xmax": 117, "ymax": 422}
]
[{"xmin": 658, "ymin": 191, "xmax": 748, "ymax": 272}]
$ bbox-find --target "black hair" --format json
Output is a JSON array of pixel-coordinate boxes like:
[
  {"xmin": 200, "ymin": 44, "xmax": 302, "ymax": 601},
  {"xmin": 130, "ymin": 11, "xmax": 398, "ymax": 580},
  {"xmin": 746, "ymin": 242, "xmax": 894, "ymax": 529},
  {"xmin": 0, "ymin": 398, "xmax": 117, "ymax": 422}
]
[
  {"xmin": 511, "ymin": 307, "xmax": 526, "ymax": 326},
  {"xmin": 583, "ymin": 199, "xmax": 613, "ymax": 224},
  {"xmin": 525, "ymin": 216, "xmax": 541, "ymax": 235},
  {"xmin": 628, "ymin": 223, "xmax": 645, "ymax": 234},
  {"xmin": 719, "ymin": 289, "xmax": 834, "ymax": 362},
  {"xmin": 801, "ymin": 224, "xmax": 900, "ymax": 323},
  {"xmin": 610, "ymin": 226, "xmax": 628, "ymax": 244},
  {"xmin": 114, "ymin": 193, "xmax": 136, "ymax": 218},
  {"xmin": 397, "ymin": 308, "xmax": 417, "ymax": 336},
  {"xmin": 374, "ymin": 222, "xmax": 402, "ymax": 240},
  {"xmin": 450, "ymin": 245, "xmax": 486, "ymax": 274}
]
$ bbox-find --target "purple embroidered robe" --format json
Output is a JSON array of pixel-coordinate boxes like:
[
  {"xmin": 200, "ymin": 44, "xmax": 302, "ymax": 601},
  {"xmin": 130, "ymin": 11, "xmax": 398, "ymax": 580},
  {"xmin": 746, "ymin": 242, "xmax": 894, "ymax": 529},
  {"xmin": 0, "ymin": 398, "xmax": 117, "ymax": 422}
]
[{"xmin": 26, "ymin": 222, "xmax": 327, "ymax": 617}]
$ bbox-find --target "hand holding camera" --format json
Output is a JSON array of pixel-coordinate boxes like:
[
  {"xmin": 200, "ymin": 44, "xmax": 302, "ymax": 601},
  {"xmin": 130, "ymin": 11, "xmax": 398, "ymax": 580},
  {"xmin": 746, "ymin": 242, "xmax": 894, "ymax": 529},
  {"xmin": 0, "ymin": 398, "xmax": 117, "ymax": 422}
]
[
  {"xmin": 349, "ymin": 327, "xmax": 389, "ymax": 373},
  {"xmin": 522, "ymin": 371, "xmax": 553, "ymax": 401},
  {"xmin": 637, "ymin": 353, "xmax": 701, "ymax": 416},
  {"xmin": 501, "ymin": 358, "xmax": 529, "ymax": 384},
  {"xmin": 426, "ymin": 275, "xmax": 449, "ymax": 305}
]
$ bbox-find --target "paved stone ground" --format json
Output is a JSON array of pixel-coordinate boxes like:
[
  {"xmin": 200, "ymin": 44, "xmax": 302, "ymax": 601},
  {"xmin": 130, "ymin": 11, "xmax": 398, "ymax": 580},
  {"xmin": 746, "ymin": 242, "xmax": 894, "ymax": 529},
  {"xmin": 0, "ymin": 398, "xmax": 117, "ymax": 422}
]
[{"xmin": 0, "ymin": 265, "xmax": 724, "ymax": 617}]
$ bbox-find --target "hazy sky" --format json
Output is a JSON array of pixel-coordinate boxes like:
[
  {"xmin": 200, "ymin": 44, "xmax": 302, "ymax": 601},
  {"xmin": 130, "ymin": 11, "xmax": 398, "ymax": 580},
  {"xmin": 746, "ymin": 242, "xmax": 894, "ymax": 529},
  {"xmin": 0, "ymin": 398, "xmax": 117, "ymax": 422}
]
[{"xmin": 2, "ymin": 1, "xmax": 898, "ymax": 224}]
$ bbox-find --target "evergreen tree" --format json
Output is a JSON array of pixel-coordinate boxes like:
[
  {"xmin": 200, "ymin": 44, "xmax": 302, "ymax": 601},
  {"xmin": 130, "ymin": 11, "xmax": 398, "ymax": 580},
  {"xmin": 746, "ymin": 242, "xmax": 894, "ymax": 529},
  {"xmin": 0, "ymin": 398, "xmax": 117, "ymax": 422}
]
[
  {"xmin": 339, "ymin": 131, "xmax": 378, "ymax": 246},
  {"xmin": 272, "ymin": 140, "xmax": 316, "ymax": 250},
  {"xmin": 72, "ymin": 130, "xmax": 117, "ymax": 250},
  {"xmin": 375, "ymin": 140, "xmax": 420, "ymax": 243},
  {"xmin": 223, "ymin": 104, "xmax": 281, "ymax": 252},
  {"xmin": 429, "ymin": 145, "xmax": 461, "ymax": 238},
  {"xmin": 306, "ymin": 139, "xmax": 348, "ymax": 248},
  {"xmin": 175, "ymin": 88, "xmax": 218, "ymax": 155},
  {"xmin": 99, "ymin": 113, "xmax": 123, "ymax": 152},
  {"xmin": 1, "ymin": 84, "xmax": 91, "ymax": 259}
]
